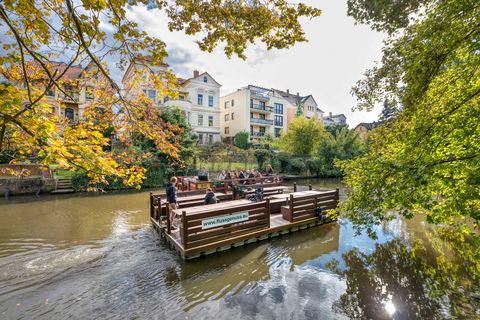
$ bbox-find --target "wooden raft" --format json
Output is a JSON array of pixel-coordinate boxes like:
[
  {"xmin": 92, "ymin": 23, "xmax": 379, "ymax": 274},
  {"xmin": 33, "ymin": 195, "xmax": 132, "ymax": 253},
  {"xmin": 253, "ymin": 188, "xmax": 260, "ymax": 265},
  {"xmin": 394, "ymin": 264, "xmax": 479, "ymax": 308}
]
[{"xmin": 150, "ymin": 188, "xmax": 340, "ymax": 260}]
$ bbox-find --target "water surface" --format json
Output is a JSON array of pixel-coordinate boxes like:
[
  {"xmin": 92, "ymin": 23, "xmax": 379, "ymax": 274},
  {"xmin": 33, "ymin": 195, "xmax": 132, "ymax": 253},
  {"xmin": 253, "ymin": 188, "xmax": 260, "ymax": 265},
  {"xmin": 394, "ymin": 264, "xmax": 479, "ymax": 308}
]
[{"xmin": 0, "ymin": 180, "xmax": 478, "ymax": 319}]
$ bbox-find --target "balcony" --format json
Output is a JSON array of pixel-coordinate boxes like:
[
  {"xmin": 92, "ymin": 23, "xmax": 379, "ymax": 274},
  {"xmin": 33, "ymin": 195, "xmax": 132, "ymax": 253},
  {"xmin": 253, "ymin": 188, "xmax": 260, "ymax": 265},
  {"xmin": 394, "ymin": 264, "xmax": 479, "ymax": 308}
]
[
  {"xmin": 251, "ymin": 131, "xmax": 265, "ymax": 138},
  {"xmin": 250, "ymin": 104, "xmax": 273, "ymax": 113},
  {"xmin": 250, "ymin": 117, "xmax": 274, "ymax": 125},
  {"xmin": 59, "ymin": 92, "xmax": 80, "ymax": 102},
  {"xmin": 250, "ymin": 91, "xmax": 270, "ymax": 101}
]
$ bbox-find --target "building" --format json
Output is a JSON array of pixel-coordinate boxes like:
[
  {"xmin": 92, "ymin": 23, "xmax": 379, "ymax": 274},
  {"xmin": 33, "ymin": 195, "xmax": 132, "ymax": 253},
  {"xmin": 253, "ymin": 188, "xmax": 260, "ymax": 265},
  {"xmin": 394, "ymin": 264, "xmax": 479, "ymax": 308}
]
[
  {"xmin": 354, "ymin": 121, "xmax": 384, "ymax": 140},
  {"xmin": 122, "ymin": 61, "xmax": 222, "ymax": 145},
  {"xmin": 323, "ymin": 112, "xmax": 347, "ymax": 126},
  {"xmin": 220, "ymin": 85, "xmax": 324, "ymax": 142},
  {"xmin": 220, "ymin": 85, "xmax": 289, "ymax": 142},
  {"xmin": 272, "ymin": 89, "xmax": 324, "ymax": 126},
  {"xmin": 6, "ymin": 61, "xmax": 102, "ymax": 123}
]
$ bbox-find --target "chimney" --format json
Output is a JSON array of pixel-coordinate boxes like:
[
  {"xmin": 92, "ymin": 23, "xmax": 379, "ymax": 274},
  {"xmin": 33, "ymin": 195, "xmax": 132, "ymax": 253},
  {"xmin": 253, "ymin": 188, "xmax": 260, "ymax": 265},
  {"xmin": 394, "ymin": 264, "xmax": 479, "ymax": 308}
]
[
  {"xmin": 193, "ymin": 70, "xmax": 199, "ymax": 77},
  {"xmin": 296, "ymin": 92, "xmax": 299, "ymax": 97},
  {"xmin": 286, "ymin": 89, "xmax": 289, "ymax": 95},
  {"xmin": 329, "ymin": 112, "xmax": 332, "ymax": 118}
]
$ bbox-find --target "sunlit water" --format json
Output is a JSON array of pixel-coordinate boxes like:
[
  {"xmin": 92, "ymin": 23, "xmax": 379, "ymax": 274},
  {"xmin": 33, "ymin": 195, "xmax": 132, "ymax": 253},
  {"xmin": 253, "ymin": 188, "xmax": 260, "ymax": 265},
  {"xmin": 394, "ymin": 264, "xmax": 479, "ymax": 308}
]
[{"xmin": 0, "ymin": 179, "xmax": 478, "ymax": 319}]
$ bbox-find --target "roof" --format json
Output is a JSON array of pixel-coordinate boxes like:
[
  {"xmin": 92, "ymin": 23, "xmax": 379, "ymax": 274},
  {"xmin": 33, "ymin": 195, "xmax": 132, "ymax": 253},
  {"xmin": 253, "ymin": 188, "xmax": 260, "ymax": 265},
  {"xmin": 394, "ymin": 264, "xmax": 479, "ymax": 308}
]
[
  {"xmin": 324, "ymin": 113, "xmax": 346, "ymax": 120},
  {"xmin": 354, "ymin": 121, "xmax": 384, "ymax": 131},
  {"xmin": 121, "ymin": 58, "xmax": 169, "ymax": 84},
  {"xmin": 5, "ymin": 60, "xmax": 87, "ymax": 82},
  {"xmin": 181, "ymin": 71, "xmax": 222, "ymax": 87},
  {"xmin": 272, "ymin": 89, "xmax": 318, "ymax": 107}
]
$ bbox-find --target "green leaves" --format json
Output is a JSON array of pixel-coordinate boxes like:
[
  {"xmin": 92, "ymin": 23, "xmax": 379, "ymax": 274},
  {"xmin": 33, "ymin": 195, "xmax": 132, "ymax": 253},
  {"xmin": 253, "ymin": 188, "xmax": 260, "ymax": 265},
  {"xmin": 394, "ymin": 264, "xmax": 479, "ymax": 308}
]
[{"xmin": 342, "ymin": 0, "xmax": 480, "ymax": 238}]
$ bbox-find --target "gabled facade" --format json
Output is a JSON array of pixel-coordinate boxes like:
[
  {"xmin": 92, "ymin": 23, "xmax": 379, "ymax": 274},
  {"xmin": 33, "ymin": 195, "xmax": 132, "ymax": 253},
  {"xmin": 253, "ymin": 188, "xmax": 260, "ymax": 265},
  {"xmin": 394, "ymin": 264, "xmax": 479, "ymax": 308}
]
[
  {"xmin": 272, "ymin": 89, "xmax": 324, "ymax": 127},
  {"xmin": 6, "ymin": 61, "xmax": 104, "ymax": 123},
  {"xmin": 122, "ymin": 62, "xmax": 221, "ymax": 145},
  {"xmin": 220, "ymin": 85, "xmax": 289, "ymax": 142}
]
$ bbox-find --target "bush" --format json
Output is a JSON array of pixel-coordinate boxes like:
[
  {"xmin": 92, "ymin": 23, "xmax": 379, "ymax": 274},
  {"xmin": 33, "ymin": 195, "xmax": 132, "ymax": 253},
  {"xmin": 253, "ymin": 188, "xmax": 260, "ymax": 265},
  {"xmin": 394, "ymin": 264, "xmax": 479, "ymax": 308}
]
[{"xmin": 253, "ymin": 149, "xmax": 270, "ymax": 170}]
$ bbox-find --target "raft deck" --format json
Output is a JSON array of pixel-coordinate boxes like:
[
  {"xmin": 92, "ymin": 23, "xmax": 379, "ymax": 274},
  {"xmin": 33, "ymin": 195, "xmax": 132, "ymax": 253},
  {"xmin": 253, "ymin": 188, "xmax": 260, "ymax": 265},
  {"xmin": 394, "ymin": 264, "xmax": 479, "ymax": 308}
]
[{"xmin": 150, "ymin": 188, "xmax": 340, "ymax": 259}]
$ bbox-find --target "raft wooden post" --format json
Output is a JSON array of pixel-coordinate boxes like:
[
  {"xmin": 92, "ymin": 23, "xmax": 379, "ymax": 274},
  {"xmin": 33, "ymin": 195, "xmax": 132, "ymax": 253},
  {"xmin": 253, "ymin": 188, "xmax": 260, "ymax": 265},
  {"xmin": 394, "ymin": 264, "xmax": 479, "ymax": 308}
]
[
  {"xmin": 309, "ymin": 184, "xmax": 313, "ymax": 191},
  {"xmin": 335, "ymin": 188, "xmax": 340, "ymax": 205},
  {"xmin": 289, "ymin": 194, "xmax": 294, "ymax": 222},
  {"xmin": 149, "ymin": 192, "xmax": 154, "ymax": 219},
  {"xmin": 182, "ymin": 211, "xmax": 188, "ymax": 249},
  {"xmin": 166, "ymin": 204, "xmax": 171, "ymax": 234},
  {"xmin": 266, "ymin": 198, "xmax": 271, "ymax": 228},
  {"xmin": 293, "ymin": 182, "xmax": 297, "ymax": 192}
]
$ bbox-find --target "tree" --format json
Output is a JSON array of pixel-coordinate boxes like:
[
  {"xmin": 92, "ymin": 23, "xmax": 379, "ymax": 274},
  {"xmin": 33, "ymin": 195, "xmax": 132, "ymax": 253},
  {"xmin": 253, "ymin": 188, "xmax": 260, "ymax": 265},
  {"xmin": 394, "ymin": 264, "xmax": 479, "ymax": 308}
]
[
  {"xmin": 253, "ymin": 148, "xmax": 270, "ymax": 170},
  {"xmin": 325, "ymin": 123, "xmax": 349, "ymax": 139},
  {"xmin": 0, "ymin": 0, "xmax": 321, "ymax": 187},
  {"xmin": 278, "ymin": 117, "xmax": 325, "ymax": 155},
  {"xmin": 234, "ymin": 131, "xmax": 250, "ymax": 150},
  {"xmin": 295, "ymin": 104, "xmax": 304, "ymax": 117},
  {"xmin": 342, "ymin": 0, "xmax": 480, "ymax": 238},
  {"xmin": 314, "ymin": 127, "xmax": 364, "ymax": 177},
  {"xmin": 378, "ymin": 98, "xmax": 399, "ymax": 121}
]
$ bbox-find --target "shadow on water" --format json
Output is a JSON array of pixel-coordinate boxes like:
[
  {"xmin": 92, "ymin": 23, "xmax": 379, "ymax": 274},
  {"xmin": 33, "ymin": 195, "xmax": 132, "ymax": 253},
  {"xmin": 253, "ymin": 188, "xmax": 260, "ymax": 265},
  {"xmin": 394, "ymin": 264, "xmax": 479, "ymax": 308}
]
[{"xmin": 0, "ymin": 179, "xmax": 478, "ymax": 319}]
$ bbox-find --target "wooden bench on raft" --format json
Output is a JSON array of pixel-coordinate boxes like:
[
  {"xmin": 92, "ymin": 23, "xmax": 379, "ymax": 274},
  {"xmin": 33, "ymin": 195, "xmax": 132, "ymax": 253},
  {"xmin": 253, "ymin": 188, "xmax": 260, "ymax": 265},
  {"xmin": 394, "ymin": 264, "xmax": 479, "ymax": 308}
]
[
  {"xmin": 281, "ymin": 189, "xmax": 339, "ymax": 223},
  {"xmin": 149, "ymin": 190, "xmax": 235, "ymax": 221},
  {"xmin": 172, "ymin": 199, "xmax": 271, "ymax": 255}
]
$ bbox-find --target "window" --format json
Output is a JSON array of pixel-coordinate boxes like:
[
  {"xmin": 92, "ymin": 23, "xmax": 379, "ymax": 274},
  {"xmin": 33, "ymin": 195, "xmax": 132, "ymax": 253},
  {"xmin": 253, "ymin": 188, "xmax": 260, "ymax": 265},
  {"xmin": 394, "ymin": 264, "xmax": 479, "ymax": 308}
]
[
  {"xmin": 203, "ymin": 76, "xmax": 208, "ymax": 83},
  {"xmin": 275, "ymin": 127, "xmax": 282, "ymax": 137},
  {"xmin": 225, "ymin": 101, "xmax": 229, "ymax": 109},
  {"xmin": 259, "ymin": 114, "xmax": 266, "ymax": 120},
  {"xmin": 231, "ymin": 112, "xmax": 234, "ymax": 120},
  {"xmin": 231, "ymin": 99, "xmax": 234, "ymax": 107},
  {"xmin": 225, "ymin": 127, "xmax": 229, "ymax": 134},
  {"xmin": 250, "ymin": 99, "xmax": 253, "ymax": 108},
  {"xmin": 198, "ymin": 133, "xmax": 204, "ymax": 144},
  {"xmin": 198, "ymin": 114, "xmax": 203, "ymax": 126},
  {"xmin": 86, "ymin": 88, "xmax": 94, "ymax": 101},
  {"xmin": 179, "ymin": 95, "xmax": 185, "ymax": 100},
  {"xmin": 208, "ymin": 135, "xmax": 213, "ymax": 144},
  {"xmin": 197, "ymin": 94, "xmax": 203, "ymax": 105},
  {"xmin": 46, "ymin": 88, "xmax": 55, "ymax": 97},
  {"xmin": 208, "ymin": 95, "xmax": 214, "ymax": 107},
  {"xmin": 259, "ymin": 101, "xmax": 265, "ymax": 109},
  {"xmin": 275, "ymin": 115, "xmax": 283, "ymax": 126},
  {"xmin": 274, "ymin": 103, "xmax": 283, "ymax": 114},
  {"xmin": 65, "ymin": 108, "xmax": 74, "ymax": 121},
  {"xmin": 225, "ymin": 114, "xmax": 230, "ymax": 121},
  {"xmin": 51, "ymin": 107, "xmax": 56, "ymax": 114},
  {"xmin": 164, "ymin": 96, "xmax": 170, "ymax": 103},
  {"xmin": 147, "ymin": 90, "xmax": 156, "ymax": 101},
  {"xmin": 208, "ymin": 115, "xmax": 213, "ymax": 127}
]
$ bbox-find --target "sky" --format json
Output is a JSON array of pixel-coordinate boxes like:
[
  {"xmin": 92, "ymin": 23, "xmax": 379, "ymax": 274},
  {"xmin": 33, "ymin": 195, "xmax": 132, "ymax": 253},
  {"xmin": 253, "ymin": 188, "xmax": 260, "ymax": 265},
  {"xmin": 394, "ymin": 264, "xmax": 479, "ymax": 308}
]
[{"xmin": 119, "ymin": 0, "xmax": 386, "ymax": 128}]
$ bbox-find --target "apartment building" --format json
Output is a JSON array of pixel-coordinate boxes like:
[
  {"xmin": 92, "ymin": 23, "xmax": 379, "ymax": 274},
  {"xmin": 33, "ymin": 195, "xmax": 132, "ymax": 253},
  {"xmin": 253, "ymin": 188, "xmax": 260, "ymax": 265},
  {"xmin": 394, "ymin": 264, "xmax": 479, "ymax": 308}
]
[
  {"xmin": 220, "ymin": 85, "xmax": 289, "ymax": 142},
  {"xmin": 272, "ymin": 89, "xmax": 324, "ymax": 125},
  {"xmin": 122, "ymin": 61, "xmax": 221, "ymax": 145},
  {"xmin": 7, "ymin": 61, "xmax": 102, "ymax": 123}
]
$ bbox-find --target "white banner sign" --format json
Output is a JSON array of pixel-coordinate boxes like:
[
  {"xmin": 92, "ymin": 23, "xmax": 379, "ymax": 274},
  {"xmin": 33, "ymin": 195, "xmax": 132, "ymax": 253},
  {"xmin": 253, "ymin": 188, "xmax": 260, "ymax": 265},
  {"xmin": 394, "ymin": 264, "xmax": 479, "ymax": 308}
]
[{"xmin": 201, "ymin": 212, "xmax": 249, "ymax": 230}]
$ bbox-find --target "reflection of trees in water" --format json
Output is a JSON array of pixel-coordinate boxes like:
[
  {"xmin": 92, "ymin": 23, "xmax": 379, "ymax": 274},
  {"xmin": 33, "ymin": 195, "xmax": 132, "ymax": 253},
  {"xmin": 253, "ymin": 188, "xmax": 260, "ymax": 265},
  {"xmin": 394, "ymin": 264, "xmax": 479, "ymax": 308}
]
[{"xmin": 329, "ymin": 234, "xmax": 479, "ymax": 319}]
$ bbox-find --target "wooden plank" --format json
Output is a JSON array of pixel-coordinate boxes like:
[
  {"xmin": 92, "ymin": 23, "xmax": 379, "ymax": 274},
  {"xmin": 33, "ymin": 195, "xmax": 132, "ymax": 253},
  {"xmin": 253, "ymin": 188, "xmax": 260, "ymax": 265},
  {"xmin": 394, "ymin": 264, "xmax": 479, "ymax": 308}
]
[
  {"xmin": 181, "ymin": 202, "xmax": 266, "ymax": 220},
  {"xmin": 187, "ymin": 223, "xmax": 269, "ymax": 247},
  {"xmin": 187, "ymin": 218, "xmax": 268, "ymax": 242}
]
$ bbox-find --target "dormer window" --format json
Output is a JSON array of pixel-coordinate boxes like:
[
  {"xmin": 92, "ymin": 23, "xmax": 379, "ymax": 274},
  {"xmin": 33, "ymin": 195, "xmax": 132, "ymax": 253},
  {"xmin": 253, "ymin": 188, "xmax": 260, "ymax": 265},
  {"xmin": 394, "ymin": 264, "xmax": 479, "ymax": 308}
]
[{"xmin": 203, "ymin": 76, "xmax": 208, "ymax": 83}]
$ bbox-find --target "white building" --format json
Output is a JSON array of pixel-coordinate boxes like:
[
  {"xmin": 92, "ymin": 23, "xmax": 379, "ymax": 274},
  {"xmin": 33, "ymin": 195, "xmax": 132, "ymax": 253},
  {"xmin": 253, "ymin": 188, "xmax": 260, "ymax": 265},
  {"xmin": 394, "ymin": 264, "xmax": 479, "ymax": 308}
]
[
  {"xmin": 122, "ymin": 61, "xmax": 221, "ymax": 145},
  {"xmin": 323, "ymin": 112, "xmax": 347, "ymax": 126},
  {"xmin": 220, "ymin": 85, "xmax": 289, "ymax": 142}
]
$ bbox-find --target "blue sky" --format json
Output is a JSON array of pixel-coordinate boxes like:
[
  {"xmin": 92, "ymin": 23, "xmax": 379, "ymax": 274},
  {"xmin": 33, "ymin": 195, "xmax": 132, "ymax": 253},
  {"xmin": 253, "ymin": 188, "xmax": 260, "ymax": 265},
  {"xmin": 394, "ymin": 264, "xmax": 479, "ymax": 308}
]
[{"xmin": 121, "ymin": 0, "xmax": 386, "ymax": 127}]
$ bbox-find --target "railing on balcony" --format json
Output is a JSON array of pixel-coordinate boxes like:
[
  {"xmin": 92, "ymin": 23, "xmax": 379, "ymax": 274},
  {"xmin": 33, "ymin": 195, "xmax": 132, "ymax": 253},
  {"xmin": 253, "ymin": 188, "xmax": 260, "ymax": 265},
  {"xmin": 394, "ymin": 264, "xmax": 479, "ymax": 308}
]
[
  {"xmin": 250, "ymin": 91, "xmax": 270, "ymax": 101},
  {"xmin": 59, "ymin": 92, "xmax": 80, "ymax": 102},
  {"xmin": 251, "ymin": 131, "xmax": 265, "ymax": 138},
  {"xmin": 250, "ymin": 117, "xmax": 274, "ymax": 125},
  {"xmin": 250, "ymin": 104, "xmax": 273, "ymax": 112}
]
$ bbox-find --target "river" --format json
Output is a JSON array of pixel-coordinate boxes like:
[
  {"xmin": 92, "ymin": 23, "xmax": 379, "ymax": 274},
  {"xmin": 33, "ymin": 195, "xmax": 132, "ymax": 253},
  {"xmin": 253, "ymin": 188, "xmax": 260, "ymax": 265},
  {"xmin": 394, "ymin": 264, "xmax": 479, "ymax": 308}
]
[{"xmin": 0, "ymin": 180, "xmax": 478, "ymax": 319}]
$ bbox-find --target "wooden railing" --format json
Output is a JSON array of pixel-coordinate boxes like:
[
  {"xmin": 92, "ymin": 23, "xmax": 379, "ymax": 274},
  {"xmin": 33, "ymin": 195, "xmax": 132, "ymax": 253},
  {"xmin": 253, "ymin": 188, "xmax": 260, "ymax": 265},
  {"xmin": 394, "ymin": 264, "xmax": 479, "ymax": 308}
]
[
  {"xmin": 281, "ymin": 189, "xmax": 339, "ymax": 223},
  {"xmin": 179, "ymin": 200, "xmax": 270, "ymax": 250},
  {"xmin": 175, "ymin": 175, "xmax": 284, "ymax": 192}
]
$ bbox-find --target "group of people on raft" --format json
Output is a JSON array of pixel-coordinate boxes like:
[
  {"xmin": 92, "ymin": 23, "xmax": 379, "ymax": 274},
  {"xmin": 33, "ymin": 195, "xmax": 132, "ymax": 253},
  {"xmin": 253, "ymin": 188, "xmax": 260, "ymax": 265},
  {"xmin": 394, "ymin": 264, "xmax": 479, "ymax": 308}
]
[{"xmin": 164, "ymin": 165, "xmax": 276, "ymax": 229}]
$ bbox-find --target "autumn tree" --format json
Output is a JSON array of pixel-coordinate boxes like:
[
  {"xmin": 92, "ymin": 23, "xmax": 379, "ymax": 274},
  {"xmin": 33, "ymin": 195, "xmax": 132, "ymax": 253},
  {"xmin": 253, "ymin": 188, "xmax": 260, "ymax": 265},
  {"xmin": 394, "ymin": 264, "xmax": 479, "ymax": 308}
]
[
  {"xmin": 0, "ymin": 0, "xmax": 321, "ymax": 187},
  {"xmin": 341, "ymin": 0, "xmax": 480, "ymax": 238}
]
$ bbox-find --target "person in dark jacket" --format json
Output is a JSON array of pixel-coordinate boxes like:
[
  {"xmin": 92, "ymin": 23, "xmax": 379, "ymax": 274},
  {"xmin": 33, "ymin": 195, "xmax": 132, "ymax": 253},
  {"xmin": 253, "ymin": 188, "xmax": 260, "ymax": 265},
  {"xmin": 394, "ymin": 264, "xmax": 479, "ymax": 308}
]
[
  {"xmin": 265, "ymin": 164, "xmax": 274, "ymax": 176},
  {"xmin": 165, "ymin": 177, "xmax": 178, "ymax": 228},
  {"xmin": 204, "ymin": 188, "xmax": 217, "ymax": 205}
]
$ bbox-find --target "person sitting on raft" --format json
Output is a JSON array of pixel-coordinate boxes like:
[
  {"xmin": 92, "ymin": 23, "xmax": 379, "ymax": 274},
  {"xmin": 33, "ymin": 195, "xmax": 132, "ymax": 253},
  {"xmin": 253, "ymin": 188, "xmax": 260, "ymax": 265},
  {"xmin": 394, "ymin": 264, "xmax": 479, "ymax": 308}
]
[{"xmin": 204, "ymin": 188, "xmax": 218, "ymax": 205}]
